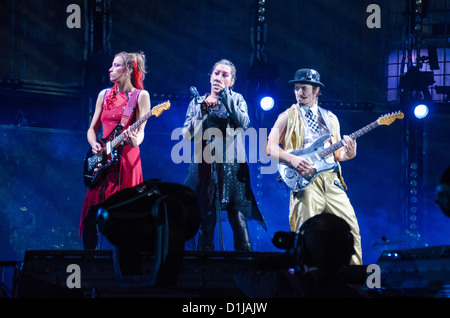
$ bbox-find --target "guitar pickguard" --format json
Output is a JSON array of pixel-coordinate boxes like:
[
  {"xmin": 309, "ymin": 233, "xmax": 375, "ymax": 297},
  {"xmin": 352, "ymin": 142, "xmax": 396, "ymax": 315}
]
[{"xmin": 278, "ymin": 134, "xmax": 337, "ymax": 191}]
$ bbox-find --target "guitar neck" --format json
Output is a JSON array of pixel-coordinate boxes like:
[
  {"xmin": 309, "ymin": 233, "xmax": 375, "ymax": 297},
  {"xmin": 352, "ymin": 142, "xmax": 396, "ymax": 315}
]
[
  {"xmin": 318, "ymin": 119, "xmax": 380, "ymax": 158},
  {"xmin": 111, "ymin": 110, "xmax": 153, "ymax": 148}
]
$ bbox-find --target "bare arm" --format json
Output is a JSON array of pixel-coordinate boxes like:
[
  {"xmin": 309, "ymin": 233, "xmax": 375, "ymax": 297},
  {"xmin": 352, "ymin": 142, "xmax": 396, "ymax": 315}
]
[
  {"xmin": 331, "ymin": 117, "xmax": 357, "ymax": 162},
  {"xmin": 265, "ymin": 112, "xmax": 313, "ymax": 175},
  {"xmin": 87, "ymin": 89, "xmax": 107, "ymax": 154}
]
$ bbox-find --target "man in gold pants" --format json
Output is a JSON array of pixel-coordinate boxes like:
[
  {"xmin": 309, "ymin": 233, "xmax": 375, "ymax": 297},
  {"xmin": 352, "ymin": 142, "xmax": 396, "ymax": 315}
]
[{"xmin": 265, "ymin": 68, "xmax": 362, "ymax": 265}]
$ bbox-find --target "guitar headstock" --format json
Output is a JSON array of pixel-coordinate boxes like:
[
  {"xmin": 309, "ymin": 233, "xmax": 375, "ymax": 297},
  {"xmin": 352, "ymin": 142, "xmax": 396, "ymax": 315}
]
[
  {"xmin": 378, "ymin": 111, "xmax": 404, "ymax": 126},
  {"xmin": 151, "ymin": 101, "xmax": 171, "ymax": 117}
]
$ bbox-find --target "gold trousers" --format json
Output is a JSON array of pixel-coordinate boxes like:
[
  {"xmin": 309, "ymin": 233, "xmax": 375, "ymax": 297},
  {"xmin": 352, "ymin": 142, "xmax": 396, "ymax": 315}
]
[{"xmin": 289, "ymin": 170, "xmax": 363, "ymax": 265}]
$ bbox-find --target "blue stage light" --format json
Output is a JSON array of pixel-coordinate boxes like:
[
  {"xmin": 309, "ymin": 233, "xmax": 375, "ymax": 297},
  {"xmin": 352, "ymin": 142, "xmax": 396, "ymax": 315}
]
[
  {"xmin": 260, "ymin": 96, "xmax": 274, "ymax": 111},
  {"xmin": 413, "ymin": 103, "xmax": 429, "ymax": 119}
]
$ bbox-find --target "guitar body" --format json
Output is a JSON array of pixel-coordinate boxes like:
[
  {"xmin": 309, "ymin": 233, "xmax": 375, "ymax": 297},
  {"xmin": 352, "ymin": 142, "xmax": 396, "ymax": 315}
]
[
  {"xmin": 83, "ymin": 125, "xmax": 124, "ymax": 188},
  {"xmin": 82, "ymin": 100, "xmax": 171, "ymax": 188},
  {"xmin": 278, "ymin": 134, "xmax": 337, "ymax": 191}
]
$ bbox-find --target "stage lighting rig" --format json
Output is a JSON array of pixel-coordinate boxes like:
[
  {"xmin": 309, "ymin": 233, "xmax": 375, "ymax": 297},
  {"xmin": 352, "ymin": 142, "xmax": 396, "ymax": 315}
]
[
  {"xmin": 397, "ymin": 0, "xmax": 433, "ymax": 241},
  {"xmin": 435, "ymin": 86, "xmax": 450, "ymax": 96},
  {"xmin": 248, "ymin": 0, "xmax": 279, "ymax": 120},
  {"xmin": 399, "ymin": 67, "xmax": 435, "ymax": 119}
]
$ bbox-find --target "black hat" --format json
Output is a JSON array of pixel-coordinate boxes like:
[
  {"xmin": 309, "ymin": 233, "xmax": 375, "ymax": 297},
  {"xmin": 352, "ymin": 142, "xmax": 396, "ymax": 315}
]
[{"xmin": 288, "ymin": 68, "xmax": 324, "ymax": 88}]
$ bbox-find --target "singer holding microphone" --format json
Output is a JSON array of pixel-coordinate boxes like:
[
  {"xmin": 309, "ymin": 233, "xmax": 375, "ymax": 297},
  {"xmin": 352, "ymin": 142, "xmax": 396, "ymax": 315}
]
[{"xmin": 182, "ymin": 59, "xmax": 266, "ymax": 252}]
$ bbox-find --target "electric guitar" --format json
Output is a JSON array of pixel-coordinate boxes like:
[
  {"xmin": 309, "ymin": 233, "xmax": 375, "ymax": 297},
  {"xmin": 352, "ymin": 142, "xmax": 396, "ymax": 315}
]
[
  {"xmin": 83, "ymin": 101, "xmax": 170, "ymax": 188},
  {"xmin": 278, "ymin": 111, "xmax": 404, "ymax": 191}
]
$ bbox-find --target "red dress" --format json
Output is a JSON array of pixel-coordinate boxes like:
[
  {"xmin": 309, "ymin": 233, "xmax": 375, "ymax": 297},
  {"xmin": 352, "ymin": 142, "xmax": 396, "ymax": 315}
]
[{"xmin": 79, "ymin": 90, "xmax": 143, "ymax": 235}]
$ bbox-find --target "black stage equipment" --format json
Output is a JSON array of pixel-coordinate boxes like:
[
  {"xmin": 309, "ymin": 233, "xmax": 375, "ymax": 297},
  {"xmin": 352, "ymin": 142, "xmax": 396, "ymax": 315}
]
[
  {"xmin": 370, "ymin": 245, "xmax": 450, "ymax": 297},
  {"xmin": 96, "ymin": 180, "xmax": 200, "ymax": 287},
  {"xmin": 272, "ymin": 230, "xmax": 367, "ymax": 284},
  {"xmin": 435, "ymin": 86, "xmax": 450, "ymax": 96},
  {"xmin": 14, "ymin": 250, "xmax": 269, "ymax": 298},
  {"xmin": 436, "ymin": 166, "xmax": 450, "ymax": 217}
]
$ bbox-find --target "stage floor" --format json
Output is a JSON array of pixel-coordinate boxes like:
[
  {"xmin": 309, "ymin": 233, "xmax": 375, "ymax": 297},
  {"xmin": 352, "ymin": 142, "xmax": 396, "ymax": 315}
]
[{"xmin": 1, "ymin": 246, "xmax": 449, "ymax": 299}]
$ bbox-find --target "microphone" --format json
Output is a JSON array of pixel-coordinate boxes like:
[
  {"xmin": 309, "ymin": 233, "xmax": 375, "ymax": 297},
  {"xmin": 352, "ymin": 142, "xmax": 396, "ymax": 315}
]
[
  {"xmin": 190, "ymin": 86, "xmax": 206, "ymax": 113},
  {"xmin": 190, "ymin": 86, "xmax": 200, "ymax": 99}
]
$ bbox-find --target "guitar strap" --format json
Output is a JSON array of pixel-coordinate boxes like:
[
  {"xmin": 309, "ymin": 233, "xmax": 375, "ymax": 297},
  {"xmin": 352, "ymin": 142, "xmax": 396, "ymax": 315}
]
[
  {"xmin": 120, "ymin": 89, "xmax": 141, "ymax": 128},
  {"xmin": 318, "ymin": 106, "xmax": 333, "ymax": 136}
]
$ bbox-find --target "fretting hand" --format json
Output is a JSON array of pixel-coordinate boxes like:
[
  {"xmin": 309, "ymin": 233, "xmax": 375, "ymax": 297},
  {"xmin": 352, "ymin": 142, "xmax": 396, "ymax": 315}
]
[
  {"xmin": 123, "ymin": 127, "xmax": 140, "ymax": 148},
  {"xmin": 341, "ymin": 135, "xmax": 357, "ymax": 159}
]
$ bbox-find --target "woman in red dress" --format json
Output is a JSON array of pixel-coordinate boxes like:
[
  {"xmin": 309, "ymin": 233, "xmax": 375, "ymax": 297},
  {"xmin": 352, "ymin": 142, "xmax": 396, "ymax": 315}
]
[{"xmin": 80, "ymin": 51, "xmax": 151, "ymax": 249}]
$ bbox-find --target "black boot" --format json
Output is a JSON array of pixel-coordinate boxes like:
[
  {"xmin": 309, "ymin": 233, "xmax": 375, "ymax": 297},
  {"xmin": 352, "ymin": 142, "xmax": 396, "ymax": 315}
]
[
  {"xmin": 229, "ymin": 210, "xmax": 252, "ymax": 252},
  {"xmin": 197, "ymin": 214, "xmax": 215, "ymax": 251}
]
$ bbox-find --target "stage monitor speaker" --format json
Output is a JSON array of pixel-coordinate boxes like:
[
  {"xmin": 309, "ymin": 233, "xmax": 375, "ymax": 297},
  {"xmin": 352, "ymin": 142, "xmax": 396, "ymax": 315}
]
[
  {"xmin": 14, "ymin": 249, "xmax": 367, "ymax": 298},
  {"xmin": 15, "ymin": 250, "xmax": 271, "ymax": 298},
  {"xmin": 373, "ymin": 245, "xmax": 450, "ymax": 298}
]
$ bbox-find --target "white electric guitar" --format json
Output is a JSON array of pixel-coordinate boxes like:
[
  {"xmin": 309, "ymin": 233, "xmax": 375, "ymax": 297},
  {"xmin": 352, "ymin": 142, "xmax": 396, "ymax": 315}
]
[{"xmin": 278, "ymin": 111, "xmax": 404, "ymax": 191}]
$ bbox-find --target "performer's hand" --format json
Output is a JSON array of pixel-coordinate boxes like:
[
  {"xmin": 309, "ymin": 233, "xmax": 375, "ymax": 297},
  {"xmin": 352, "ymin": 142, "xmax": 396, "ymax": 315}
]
[
  {"xmin": 212, "ymin": 78, "xmax": 225, "ymax": 95},
  {"xmin": 203, "ymin": 94, "xmax": 218, "ymax": 110},
  {"xmin": 291, "ymin": 156, "xmax": 314, "ymax": 178},
  {"xmin": 342, "ymin": 135, "xmax": 357, "ymax": 159},
  {"xmin": 123, "ymin": 128, "xmax": 139, "ymax": 147},
  {"xmin": 91, "ymin": 142, "xmax": 103, "ymax": 155}
]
